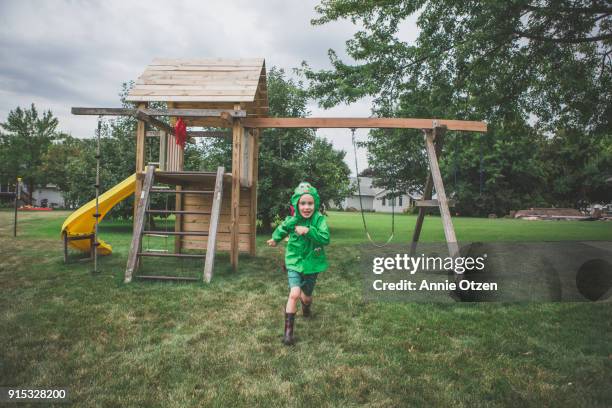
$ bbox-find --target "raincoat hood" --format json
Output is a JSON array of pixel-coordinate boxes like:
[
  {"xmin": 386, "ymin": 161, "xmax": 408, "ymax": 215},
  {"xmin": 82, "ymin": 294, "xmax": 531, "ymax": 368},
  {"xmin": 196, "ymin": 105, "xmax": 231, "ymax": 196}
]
[{"xmin": 290, "ymin": 182, "xmax": 321, "ymax": 219}]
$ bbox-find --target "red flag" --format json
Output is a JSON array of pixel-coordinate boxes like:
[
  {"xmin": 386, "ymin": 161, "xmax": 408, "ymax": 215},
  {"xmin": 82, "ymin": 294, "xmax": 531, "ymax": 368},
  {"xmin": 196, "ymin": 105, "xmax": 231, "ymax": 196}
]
[{"xmin": 175, "ymin": 117, "xmax": 187, "ymax": 148}]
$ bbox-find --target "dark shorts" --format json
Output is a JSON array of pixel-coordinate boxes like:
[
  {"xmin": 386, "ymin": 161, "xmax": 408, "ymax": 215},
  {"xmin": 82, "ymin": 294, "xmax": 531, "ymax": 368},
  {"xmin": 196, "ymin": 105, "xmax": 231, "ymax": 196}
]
[{"xmin": 287, "ymin": 270, "xmax": 318, "ymax": 296}]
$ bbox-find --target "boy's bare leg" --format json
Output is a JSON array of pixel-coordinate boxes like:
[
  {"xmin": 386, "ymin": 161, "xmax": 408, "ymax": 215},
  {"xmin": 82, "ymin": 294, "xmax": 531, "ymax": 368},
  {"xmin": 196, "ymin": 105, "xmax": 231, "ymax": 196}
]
[{"xmin": 285, "ymin": 287, "xmax": 302, "ymax": 314}]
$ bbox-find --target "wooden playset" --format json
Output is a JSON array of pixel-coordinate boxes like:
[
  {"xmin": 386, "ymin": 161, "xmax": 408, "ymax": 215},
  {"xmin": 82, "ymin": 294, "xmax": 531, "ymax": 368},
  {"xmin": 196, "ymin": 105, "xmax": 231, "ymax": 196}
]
[{"xmin": 71, "ymin": 58, "xmax": 487, "ymax": 283}]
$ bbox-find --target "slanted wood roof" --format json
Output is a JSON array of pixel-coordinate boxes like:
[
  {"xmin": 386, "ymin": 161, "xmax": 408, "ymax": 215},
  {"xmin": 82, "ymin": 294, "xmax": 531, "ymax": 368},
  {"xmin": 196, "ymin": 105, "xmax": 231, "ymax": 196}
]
[{"xmin": 126, "ymin": 58, "xmax": 268, "ymax": 119}]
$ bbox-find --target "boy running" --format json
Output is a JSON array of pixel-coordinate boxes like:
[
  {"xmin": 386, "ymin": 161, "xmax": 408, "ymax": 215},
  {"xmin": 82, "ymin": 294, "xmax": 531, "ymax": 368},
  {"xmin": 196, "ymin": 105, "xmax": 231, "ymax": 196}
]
[{"xmin": 267, "ymin": 182, "xmax": 330, "ymax": 346}]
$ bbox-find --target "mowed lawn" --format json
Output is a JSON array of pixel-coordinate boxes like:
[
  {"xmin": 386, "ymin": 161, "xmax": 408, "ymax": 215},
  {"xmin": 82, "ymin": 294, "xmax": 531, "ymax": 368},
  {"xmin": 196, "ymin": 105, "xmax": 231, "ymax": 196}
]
[{"xmin": 1, "ymin": 209, "xmax": 611, "ymax": 407}]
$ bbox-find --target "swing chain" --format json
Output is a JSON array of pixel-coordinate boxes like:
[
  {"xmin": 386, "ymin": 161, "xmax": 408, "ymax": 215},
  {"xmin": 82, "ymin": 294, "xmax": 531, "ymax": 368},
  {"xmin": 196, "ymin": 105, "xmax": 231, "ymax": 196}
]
[{"xmin": 351, "ymin": 128, "xmax": 395, "ymax": 248}]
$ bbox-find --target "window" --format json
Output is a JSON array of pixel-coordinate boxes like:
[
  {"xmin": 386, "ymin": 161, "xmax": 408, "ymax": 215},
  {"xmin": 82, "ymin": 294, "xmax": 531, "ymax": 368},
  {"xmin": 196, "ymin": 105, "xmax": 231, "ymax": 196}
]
[
  {"xmin": 399, "ymin": 196, "xmax": 403, "ymax": 206},
  {"xmin": 382, "ymin": 198, "xmax": 386, "ymax": 206}
]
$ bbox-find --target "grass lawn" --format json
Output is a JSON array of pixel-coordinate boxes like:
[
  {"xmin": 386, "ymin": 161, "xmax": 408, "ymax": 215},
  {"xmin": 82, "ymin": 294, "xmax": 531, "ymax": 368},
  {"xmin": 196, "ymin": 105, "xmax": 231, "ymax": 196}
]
[{"xmin": 1, "ymin": 209, "xmax": 611, "ymax": 407}]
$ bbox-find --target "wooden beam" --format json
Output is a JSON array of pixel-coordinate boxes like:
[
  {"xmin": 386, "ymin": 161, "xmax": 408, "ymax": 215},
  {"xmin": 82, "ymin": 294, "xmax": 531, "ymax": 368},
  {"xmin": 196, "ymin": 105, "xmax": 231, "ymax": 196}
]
[
  {"xmin": 168, "ymin": 102, "xmax": 183, "ymax": 254},
  {"xmin": 183, "ymin": 118, "xmax": 233, "ymax": 128},
  {"xmin": 71, "ymin": 107, "xmax": 246, "ymax": 118},
  {"xmin": 72, "ymin": 107, "xmax": 133, "ymax": 116},
  {"xmin": 147, "ymin": 108, "xmax": 246, "ymax": 118},
  {"xmin": 230, "ymin": 105, "xmax": 242, "ymax": 270},
  {"xmin": 134, "ymin": 110, "xmax": 175, "ymax": 135},
  {"xmin": 240, "ymin": 129, "xmax": 251, "ymax": 187},
  {"xmin": 411, "ymin": 133, "xmax": 444, "ymax": 256},
  {"xmin": 204, "ymin": 166, "xmax": 225, "ymax": 283},
  {"xmin": 424, "ymin": 127, "xmax": 460, "ymax": 260},
  {"xmin": 249, "ymin": 129, "xmax": 259, "ymax": 256},
  {"xmin": 159, "ymin": 131, "xmax": 167, "ymax": 171},
  {"xmin": 220, "ymin": 111, "xmax": 234, "ymax": 127},
  {"xmin": 191, "ymin": 131, "xmax": 232, "ymax": 139},
  {"xmin": 411, "ymin": 177, "xmax": 433, "ymax": 255},
  {"xmin": 148, "ymin": 130, "xmax": 231, "ymax": 138},
  {"xmin": 134, "ymin": 103, "xmax": 147, "ymax": 219},
  {"xmin": 125, "ymin": 165, "xmax": 156, "ymax": 283},
  {"xmin": 242, "ymin": 117, "xmax": 487, "ymax": 132}
]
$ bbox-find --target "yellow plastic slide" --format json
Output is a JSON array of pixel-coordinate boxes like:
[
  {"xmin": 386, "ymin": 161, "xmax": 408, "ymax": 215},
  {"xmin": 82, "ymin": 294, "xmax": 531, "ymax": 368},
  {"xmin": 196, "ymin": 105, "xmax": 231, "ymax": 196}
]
[{"xmin": 61, "ymin": 173, "xmax": 137, "ymax": 255}]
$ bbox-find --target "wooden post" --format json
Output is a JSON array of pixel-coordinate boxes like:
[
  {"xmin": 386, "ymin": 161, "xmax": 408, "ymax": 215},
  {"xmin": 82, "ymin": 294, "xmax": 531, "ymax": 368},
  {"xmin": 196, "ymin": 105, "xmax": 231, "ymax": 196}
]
[
  {"xmin": 159, "ymin": 131, "xmax": 167, "ymax": 171},
  {"xmin": 411, "ymin": 135, "xmax": 444, "ymax": 255},
  {"xmin": 90, "ymin": 234, "xmax": 96, "ymax": 260},
  {"xmin": 424, "ymin": 126, "xmax": 460, "ymax": 260},
  {"xmin": 13, "ymin": 177, "xmax": 20, "ymax": 237},
  {"xmin": 167, "ymin": 102, "xmax": 184, "ymax": 254},
  {"xmin": 230, "ymin": 104, "xmax": 243, "ymax": 270},
  {"xmin": 63, "ymin": 232, "xmax": 68, "ymax": 263},
  {"xmin": 134, "ymin": 102, "xmax": 147, "ymax": 219},
  {"xmin": 204, "ymin": 166, "xmax": 225, "ymax": 282},
  {"xmin": 249, "ymin": 129, "xmax": 259, "ymax": 256},
  {"xmin": 410, "ymin": 175, "xmax": 433, "ymax": 255},
  {"xmin": 125, "ymin": 165, "xmax": 156, "ymax": 283}
]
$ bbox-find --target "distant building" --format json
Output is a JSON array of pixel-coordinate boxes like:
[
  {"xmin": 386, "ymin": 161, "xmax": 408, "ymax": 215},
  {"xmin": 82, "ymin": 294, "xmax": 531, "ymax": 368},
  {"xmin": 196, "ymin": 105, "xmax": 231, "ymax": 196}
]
[
  {"xmin": 330, "ymin": 177, "xmax": 421, "ymax": 213},
  {"xmin": 32, "ymin": 184, "xmax": 65, "ymax": 208}
]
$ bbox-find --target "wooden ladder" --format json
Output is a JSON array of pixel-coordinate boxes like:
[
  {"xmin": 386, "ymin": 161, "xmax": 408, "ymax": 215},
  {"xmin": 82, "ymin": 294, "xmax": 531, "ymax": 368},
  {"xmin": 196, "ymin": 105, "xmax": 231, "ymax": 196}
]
[{"xmin": 124, "ymin": 165, "xmax": 225, "ymax": 283}]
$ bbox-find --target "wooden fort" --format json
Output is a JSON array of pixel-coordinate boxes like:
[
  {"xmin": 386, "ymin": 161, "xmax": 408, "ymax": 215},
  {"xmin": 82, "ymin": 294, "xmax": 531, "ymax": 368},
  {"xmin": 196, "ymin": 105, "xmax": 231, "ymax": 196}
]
[
  {"xmin": 123, "ymin": 58, "xmax": 267, "ymax": 281},
  {"xmin": 72, "ymin": 57, "xmax": 487, "ymax": 283}
]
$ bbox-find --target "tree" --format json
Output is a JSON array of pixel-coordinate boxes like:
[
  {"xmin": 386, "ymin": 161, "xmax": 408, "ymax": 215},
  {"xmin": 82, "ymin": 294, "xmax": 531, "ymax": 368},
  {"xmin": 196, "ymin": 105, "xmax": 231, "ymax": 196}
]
[
  {"xmin": 0, "ymin": 104, "xmax": 60, "ymax": 203},
  {"xmin": 541, "ymin": 130, "xmax": 612, "ymax": 209},
  {"xmin": 40, "ymin": 134, "xmax": 85, "ymax": 207},
  {"xmin": 300, "ymin": 0, "xmax": 611, "ymax": 214}
]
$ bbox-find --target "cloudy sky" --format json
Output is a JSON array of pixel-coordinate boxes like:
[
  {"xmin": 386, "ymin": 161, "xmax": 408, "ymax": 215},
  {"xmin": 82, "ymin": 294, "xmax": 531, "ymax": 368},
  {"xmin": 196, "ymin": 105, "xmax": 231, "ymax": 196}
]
[{"xmin": 0, "ymin": 0, "xmax": 419, "ymax": 174}]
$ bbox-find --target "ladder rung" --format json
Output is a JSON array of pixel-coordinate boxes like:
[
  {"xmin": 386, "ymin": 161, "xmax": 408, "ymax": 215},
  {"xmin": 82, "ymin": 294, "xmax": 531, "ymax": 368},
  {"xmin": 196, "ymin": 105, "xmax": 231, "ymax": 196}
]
[
  {"xmin": 144, "ymin": 249, "xmax": 168, "ymax": 253},
  {"xmin": 135, "ymin": 275, "xmax": 200, "ymax": 281},
  {"xmin": 144, "ymin": 234, "xmax": 168, "ymax": 238},
  {"xmin": 150, "ymin": 189, "xmax": 214, "ymax": 194},
  {"xmin": 143, "ymin": 231, "xmax": 209, "ymax": 236},
  {"xmin": 138, "ymin": 252, "xmax": 205, "ymax": 258},
  {"xmin": 147, "ymin": 210, "xmax": 211, "ymax": 215}
]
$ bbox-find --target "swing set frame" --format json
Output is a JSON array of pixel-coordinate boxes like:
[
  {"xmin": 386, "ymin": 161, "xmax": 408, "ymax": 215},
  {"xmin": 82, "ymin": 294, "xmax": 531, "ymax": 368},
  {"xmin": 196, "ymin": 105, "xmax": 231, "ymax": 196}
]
[{"xmin": 245, "ymin": 118, "xmax": 487, "ymax": 266}]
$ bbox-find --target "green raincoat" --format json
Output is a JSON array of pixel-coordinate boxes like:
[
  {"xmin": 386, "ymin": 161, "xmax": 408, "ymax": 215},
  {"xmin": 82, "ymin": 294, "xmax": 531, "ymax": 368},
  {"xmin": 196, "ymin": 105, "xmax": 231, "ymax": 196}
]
[{"xmin": 272, "ymin": 182, "xmax": 330, "ymax": 274}]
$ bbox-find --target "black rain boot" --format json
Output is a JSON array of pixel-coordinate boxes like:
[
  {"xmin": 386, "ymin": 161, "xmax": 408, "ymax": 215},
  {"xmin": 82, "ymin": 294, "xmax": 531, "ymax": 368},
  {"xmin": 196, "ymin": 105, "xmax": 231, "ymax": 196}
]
[
  {"xmin": 301, "ymin": 300, "xmax": 312, "ymax": 318},
  {"xmin": 282, "ymin": 312, "xmax": 295, "ymax": 346}
]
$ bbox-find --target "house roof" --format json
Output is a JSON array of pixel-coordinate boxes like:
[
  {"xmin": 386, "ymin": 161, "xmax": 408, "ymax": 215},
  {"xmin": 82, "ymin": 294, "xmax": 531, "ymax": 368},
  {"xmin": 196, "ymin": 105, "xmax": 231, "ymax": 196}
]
[
  {"xmin": 349, "ymin": 177, "xmax": 377, "ymax": 196},
  {"xmin": 348, "ymin": 177, "xmax": 423, "ymax": 199},
  {"xmin": 126, "ymin": 58, "xmax": 268, "ymax": 117},
  {"xmin": 374, "ymin": 189, "xmax": 421, "ymax": 199}
]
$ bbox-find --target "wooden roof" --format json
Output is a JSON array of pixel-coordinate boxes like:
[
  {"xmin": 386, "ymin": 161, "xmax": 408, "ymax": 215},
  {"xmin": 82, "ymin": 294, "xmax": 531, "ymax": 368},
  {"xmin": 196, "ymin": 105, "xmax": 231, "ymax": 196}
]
[{"xmin": 126, "ymin": 58, "xmax": 268, "ymax": 118}]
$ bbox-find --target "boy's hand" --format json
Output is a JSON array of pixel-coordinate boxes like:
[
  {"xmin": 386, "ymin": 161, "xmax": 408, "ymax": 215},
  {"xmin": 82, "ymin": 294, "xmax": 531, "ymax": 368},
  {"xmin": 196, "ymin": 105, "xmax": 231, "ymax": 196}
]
[
  {"xmin": 267, "ymin": 239, "xmax": 277, "ymax": 247},
  {"xmin": 295, "ymin": 226, "xmax": 309, "ymax": 236}
]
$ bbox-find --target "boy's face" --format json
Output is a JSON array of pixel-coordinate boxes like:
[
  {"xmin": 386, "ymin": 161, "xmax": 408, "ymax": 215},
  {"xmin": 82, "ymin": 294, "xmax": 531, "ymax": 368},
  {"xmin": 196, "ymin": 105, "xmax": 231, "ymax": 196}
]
[{"xmin": 298, "ymin": 194, "xmax": 315, "ymax": 218}]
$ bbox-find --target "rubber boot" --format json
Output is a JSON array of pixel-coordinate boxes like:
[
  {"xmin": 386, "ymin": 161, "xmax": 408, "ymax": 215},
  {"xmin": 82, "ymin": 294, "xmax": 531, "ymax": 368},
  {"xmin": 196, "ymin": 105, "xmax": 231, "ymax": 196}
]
[
  {"xmin": 282, "ymin": 312, "xmax": 295, "ymax": 346},
  {"xmin": 301, "ymin": 300, "xmax": 312, "ymax": 318}
]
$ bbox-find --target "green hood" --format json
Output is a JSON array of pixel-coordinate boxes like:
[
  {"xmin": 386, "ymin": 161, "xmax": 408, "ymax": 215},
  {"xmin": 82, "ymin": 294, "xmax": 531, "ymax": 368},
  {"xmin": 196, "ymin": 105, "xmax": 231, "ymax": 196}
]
[{"xmin": 290, "ymin": 182, "xmax": 320, "ymax": 219}]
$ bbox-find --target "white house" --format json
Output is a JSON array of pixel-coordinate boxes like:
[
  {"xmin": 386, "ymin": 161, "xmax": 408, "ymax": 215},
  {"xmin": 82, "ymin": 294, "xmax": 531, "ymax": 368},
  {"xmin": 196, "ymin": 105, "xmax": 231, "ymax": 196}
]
[
  {"xmin": 32, "ymin": 184, "xmax": 65, "ymax": 208},
  {"xmin": 331, "ymin": 177, "xmax": 420, "ymax": 213}
]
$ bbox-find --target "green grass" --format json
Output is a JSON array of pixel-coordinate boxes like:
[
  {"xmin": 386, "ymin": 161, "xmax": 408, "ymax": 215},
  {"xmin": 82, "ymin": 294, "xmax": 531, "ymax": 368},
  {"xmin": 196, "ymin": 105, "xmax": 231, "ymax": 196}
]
[{"xmin": 1, "ymin": 209, "xmax": 611, "ymax": 407}]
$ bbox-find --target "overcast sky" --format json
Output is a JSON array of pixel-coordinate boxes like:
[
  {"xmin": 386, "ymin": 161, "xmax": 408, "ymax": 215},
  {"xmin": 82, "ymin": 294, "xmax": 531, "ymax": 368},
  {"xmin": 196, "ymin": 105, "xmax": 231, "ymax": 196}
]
[{"xmin": 0, "ymin": 0, "xmax": 419, "ymax": 174}]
